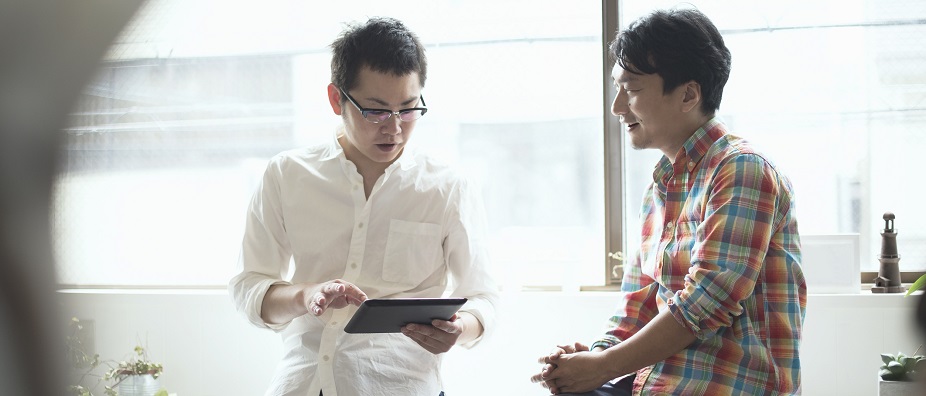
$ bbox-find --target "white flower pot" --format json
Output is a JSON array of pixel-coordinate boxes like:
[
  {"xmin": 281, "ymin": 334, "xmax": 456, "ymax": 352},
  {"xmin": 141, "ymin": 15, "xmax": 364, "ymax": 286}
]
[
  {"xmin": 117, "ymin": 374, "xmax": 161, "ymax": 396},
  {"xmin": 878, "ymin": 378, "xmax": 922, "ymax": 396}
]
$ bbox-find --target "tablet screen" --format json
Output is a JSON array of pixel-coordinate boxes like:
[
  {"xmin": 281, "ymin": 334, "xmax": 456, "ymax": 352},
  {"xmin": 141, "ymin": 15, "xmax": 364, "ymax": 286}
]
[{"xmin": 343, "ymin": 297, "xmax": 467, "ymax": 334}]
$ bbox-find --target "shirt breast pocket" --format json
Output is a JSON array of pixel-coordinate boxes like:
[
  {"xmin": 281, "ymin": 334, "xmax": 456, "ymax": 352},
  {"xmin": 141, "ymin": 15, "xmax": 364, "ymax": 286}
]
[
  {"xmin": 382, "ymin": 220, "xmax": 444, "ymax": 285},
  {"xmin": 662, "ymin": 220, "xmax": 699, "ymax": 289}
]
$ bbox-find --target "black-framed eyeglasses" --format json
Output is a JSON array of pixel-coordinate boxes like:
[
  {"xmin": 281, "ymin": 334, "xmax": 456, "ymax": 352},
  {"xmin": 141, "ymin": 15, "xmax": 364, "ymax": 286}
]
[{"xmin": 339, "ymin": 88, "xmax": 428, "ymax": 124}]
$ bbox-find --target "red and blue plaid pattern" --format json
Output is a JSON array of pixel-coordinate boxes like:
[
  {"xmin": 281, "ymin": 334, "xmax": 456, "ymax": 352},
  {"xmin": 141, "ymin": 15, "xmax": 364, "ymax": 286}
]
[{"xmin": 592, "ymin": 118, "xmax": 806, "ymax": 395}]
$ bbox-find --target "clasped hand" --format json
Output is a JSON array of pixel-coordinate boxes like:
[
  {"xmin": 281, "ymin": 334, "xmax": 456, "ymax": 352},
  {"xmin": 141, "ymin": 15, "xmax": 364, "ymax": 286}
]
[{"xmin": 531, "ymin": 342, "xmax": 611, "ymax": 395}]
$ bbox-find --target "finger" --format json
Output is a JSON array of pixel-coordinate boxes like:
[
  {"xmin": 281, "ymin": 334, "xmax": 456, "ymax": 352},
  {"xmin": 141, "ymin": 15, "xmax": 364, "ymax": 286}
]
[
  {"xmin": 430, "ymin": 319, "xmax": 461, "ymax": 334},
  {"xmin": 575, "ymin": 341, "xmax": 590, "ymax": 352},
  {"xmin": 310, "ymin": 303, "xmax": 323, "ymax": 316},
  {"xmin": 334, "ymin": 280, "xmax": 368, "ymax": 305},
  {"xmin": 323, "ymin": 282, "xmax": 345, "ymax": 295},
  {"xmin": 538, "ymin": 354, "xmax": 559, "ymax": 364},
  {"xmin": 541, "ymin": 363, "xmax": 556, "ymax": 378},
  {"xmin": 409, "ymin": 323, "xmax": 456, "ymax": 346},
  {"xmin": 403, "ymin": 329, "xmax": 447, "ymax": 354},
  {"xmin": 403, "ymin": 324, "xmax": 453, "ymax": 353},
  {"xmin": 530, "ymin": 372, "xmax": 547, "ymax": 384},
  {"xmin": 308, "ymin": 295, "xmax": 325, "ymax": 315},
  {"xmin": 545, "ymin": 380, "xmax": 559, "ymax": 394},
  {"xmin": 531, "ymin": 371, "xmax": 553, "ymax": 388},
  {"xmin": 539, "ymin": 347, "xmax": 565, "ymax": 364}
]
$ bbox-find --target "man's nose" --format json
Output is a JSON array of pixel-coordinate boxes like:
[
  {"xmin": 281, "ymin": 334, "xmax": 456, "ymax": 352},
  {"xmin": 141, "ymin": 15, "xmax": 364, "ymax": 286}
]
[
  {"xmin": 611, "ymin": 92, "xmax": 628, "ymax": 116},
  {"xmin": 380, "ymin": 114, "xmax": 402, "ymax": 135}
]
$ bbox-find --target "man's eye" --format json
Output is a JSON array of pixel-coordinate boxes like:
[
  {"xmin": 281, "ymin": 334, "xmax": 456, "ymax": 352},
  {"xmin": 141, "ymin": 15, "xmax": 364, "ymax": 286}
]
[{"xmin": 366, "ymin": 110, "xmax": 389, "ymax": 116}]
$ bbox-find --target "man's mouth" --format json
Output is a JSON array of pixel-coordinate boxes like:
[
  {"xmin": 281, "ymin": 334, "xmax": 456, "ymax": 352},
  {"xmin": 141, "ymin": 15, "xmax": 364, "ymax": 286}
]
[{"xmin": 375, "ymin": 143, "xmax": 400, "ymax": 152}]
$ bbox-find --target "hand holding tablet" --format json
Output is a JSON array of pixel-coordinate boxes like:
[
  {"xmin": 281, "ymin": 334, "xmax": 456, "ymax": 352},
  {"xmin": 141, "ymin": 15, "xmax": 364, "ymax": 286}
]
[{"xmin": 344, "ymin": 297, "xmax": 468, "ymax": 334}]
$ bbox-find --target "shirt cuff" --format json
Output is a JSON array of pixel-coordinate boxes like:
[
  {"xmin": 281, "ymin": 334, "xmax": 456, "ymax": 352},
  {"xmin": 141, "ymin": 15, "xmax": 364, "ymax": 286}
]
[
  {"xmin": 456, "ymin": 297, "xmax": 496, "ymax": 348},
  {"xmin": 246, "ymin": 278, "xmax": 294, "ymax": 331},
  {"xmin": 591, "ymin": 335, "xmax": 620, "ymax": 351}
]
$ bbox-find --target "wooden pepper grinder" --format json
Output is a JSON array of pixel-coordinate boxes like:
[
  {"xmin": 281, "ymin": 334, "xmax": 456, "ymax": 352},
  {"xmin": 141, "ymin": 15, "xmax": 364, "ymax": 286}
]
[{"xmin": 872, "ymin": 212, "xmax": 904, "ymax": 293}]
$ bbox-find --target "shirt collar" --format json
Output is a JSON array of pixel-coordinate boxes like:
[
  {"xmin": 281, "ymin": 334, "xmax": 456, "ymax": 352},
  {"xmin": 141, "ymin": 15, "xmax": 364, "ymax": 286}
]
[
  {"xmin": 320, "ymin": 125, "xmax": 418, "ymax": 172},
  {"xmin": 319, "ymin": 127, "xmax": 344, "ymax": 162},
  {"xmin": 653, "ymin": 116, "xmax": 727, "ymax": 182}
]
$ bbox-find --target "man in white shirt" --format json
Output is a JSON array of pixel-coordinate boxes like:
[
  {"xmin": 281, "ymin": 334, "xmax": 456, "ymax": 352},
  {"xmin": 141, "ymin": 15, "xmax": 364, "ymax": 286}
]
[{"xmin": 229, "ymin": 17, "xmax": 499, "ymax": 396}]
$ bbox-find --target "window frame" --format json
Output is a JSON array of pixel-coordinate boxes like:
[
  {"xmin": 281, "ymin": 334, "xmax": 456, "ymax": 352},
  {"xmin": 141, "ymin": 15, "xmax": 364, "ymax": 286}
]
[{"xmin": 603, "ymin": 0, "xmax": 626, "ymax": 287}]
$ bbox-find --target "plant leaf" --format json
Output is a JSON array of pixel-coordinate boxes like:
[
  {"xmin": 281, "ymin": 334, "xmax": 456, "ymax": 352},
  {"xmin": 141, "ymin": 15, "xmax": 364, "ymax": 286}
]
[
  {"xmin": 881, "ymin": 368, "xmax": 903, "ymax": 381},
  {"xmin": 906, "ymin": 274, "xmax": 926, "ymax": 296},
  {"xmin": 883, "ymin": 353, "xmax": 896, "ymax": 364},
  {"xmin": 889, "ymin": 360, "xmax": 907, "ymax": 374},
  {"xmin": 154, "ymin": 390, "xmax": 169, "ymax": 396},
  {"xmin": 904, "ymin": 356, "xmax": 919, "ymax": 371}
]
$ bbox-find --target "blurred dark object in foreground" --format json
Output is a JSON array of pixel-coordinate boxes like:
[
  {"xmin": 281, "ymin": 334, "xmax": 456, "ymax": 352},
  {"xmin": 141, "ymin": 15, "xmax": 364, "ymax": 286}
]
[{"xmin": 0, "ymin": 0, "xmax": 141, "ymax": 394}]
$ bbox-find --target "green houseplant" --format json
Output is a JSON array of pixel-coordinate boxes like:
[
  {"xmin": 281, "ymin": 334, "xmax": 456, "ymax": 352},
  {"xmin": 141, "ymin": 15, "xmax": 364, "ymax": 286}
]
[
  {"xmin": 880, "ymin": 347, "xmax": 925, "ymax": 381},
  {"xmin": 66, "ymin": 317, "xmax": 169, "ymax": 396},
  {"xmin": 878, "ymin": 346, "xmax": 926, "ymax": 396}
]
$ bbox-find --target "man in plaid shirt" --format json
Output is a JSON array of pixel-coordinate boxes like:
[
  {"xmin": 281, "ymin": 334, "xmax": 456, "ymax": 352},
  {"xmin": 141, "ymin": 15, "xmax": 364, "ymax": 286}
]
[{"xmin": 532, "ymin": 8, "xmax": 806, "ymax": 395}]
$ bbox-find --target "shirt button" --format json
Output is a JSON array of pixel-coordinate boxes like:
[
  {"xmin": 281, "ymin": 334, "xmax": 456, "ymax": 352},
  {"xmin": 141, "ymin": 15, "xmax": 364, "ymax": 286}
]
[
  {"xmin": 323, "ymin": 355, "xmax": 330, "ymax": 361},
  {"xmin": 666, "ymin": 222, "xmax": 674, "ymax": 230},
  {"xmin": 330, "ymin": 321, "xmax": 338, "ymax": 326},
  {"xmin": 687, "ymin": 161, "xmax": 696, "ymax": 171},
  {"xmin": 357, "ymin": 222, "xmax": 364, "ymax": 229},
  {"xmin": 351, "ymin": 262, "xmax": 357, "ymax": 269}
]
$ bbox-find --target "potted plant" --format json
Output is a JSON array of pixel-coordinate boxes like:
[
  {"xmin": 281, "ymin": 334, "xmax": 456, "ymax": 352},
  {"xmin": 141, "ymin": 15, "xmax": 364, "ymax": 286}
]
[
  {"xmin": 878, "ymin": 347, "xmax": 926, "ymax": 395},
  {"xmin": 67, "ymin": 317, "xmax": 169, "ymax": 396}
]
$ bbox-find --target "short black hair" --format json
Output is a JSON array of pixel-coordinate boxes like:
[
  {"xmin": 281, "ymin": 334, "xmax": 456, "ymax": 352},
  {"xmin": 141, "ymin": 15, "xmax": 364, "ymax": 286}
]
[
  {"xmin": 610, "ymin": 8, "xmax": 731, "ymax": 114},
  {"xmin": 330, "ymin": 17, "xmax": 427, "ymax": 100}
]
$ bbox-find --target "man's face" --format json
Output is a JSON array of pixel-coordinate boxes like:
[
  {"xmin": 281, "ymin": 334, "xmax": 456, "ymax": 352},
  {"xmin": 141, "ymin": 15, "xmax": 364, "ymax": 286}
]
[
  {"xmin": 335, "ymin": 67, "xmax": 423, "ymax": 167},
  {"xmin": 611, "ymin": 64, "xmax": 689, "ymax": 155}
]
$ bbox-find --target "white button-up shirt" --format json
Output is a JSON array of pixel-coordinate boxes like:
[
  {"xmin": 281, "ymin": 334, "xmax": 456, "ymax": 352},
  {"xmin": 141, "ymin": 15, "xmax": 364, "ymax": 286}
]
[{"xmin": 229, "ymin": 135, "xmax": 499, "ymax": 396}]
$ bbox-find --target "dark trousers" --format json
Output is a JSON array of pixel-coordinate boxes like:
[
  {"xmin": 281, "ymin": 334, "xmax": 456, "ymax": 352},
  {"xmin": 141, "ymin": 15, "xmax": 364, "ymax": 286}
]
[{"xmin": 559, "ymin": 374, "xmax": 635, "ymax": 396}]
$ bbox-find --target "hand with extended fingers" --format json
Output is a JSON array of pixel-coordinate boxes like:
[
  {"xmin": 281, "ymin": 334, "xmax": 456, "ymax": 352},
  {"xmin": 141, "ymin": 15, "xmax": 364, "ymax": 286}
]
[
  {"xmin": 400, "ymin": 313, "xmax": 467, "ymax": 355},
  {"xmin": 305, "ymin": 279, "xmax": 367, "ymax": 316}
]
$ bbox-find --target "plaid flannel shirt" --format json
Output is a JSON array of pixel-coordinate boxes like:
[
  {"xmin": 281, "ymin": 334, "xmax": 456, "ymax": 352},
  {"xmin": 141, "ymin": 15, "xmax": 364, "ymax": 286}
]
[{"xmin": 592, "ymin": 118, "xmax": 806, "ymax": 395}]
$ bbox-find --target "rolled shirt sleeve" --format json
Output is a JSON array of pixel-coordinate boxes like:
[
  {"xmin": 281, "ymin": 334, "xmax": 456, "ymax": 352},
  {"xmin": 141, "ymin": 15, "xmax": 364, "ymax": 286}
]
[
  {"xmin": 443, "ymin": 175, "xmax": 499, "ymax": 347},
  {"xmin": 228, "ymin": 157, "xmax": 295, "ymax": 331},
  {"xmin": 591, "ymin": 250, "xmax": 660, "ymax": 350},
  {"xmin": 668, "ymin": 154, "xmax": 784, "ymax": 339}
]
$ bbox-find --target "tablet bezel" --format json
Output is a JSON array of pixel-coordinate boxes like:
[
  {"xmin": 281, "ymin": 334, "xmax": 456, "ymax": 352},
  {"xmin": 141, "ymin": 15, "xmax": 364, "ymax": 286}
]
[{"xmin": 343, "ymin": 297, "xmax": 468, "ymax": 334}]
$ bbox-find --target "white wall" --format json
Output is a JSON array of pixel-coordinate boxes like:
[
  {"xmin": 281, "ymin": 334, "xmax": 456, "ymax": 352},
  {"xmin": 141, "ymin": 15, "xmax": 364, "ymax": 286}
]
[{"xmin": 60, "ymin": 290, "xmax": 923, "ymax": 396}]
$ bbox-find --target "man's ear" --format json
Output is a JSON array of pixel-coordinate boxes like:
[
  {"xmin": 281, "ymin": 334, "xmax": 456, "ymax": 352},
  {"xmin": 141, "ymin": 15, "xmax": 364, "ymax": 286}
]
[
  {"xmin": 681, "ymin": 81, "xmax": 702, "ymax": 113},
  {"xmin": 327, "ymin": 83, "xmax": 343, "ymax": 115}
]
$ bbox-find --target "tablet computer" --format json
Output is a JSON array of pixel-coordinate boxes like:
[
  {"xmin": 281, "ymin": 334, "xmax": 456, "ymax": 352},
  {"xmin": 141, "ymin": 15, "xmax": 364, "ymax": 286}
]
[{"xmin": 343, "ymin": 297, "xmax": 467, "ymax": 334}]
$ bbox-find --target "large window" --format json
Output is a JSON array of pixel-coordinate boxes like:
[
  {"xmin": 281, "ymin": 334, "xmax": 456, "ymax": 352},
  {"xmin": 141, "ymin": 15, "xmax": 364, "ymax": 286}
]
[
  {"xmin": 620, "ymin": 0, "xmax": 926, "ymax": 275},
  {"xmin": 53, "ymin": 0, "xmax": 605, "ymax": 288},
  {"xmin": 54, "ymin": 0, "xmax": 926, "ymax": 289}
]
